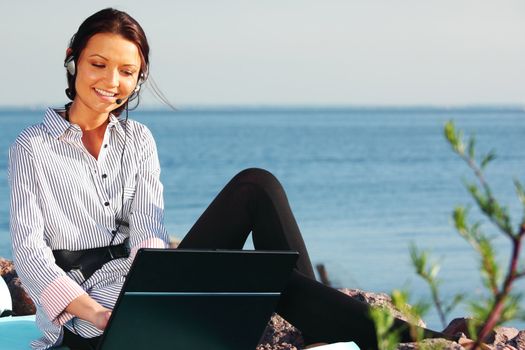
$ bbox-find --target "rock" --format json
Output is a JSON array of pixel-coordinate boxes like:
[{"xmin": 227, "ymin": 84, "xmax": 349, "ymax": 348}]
[
  {"xmin": 441, "ymin": 318, "xmax": 524, "ymax": 349},
  {"xmin": 7, "ymin": 276, "xmax": 36, "ymax": 316},
  {"xmin": 256, "ymin": 343, "xmax": 298, "ymax": 350},
  {"xmin": 0, "ymin": 258, "xmax": 36, "ymax": 316},
  {"xmin": 494, "ymin": 344, "xmax": 519, "ymax": 350},
  {"xmin": 509, "ymin": 330, "xmax": 525, "ymax": 349},
  {"xmin": 400, "ymin": 321, "xmax": 525, "ymax": 350},
  {"xmin": 397, "ymin": 338, "xmax": 463, "ymax": 350},
  {"xmin": 257, "ymin": 314, "xmax": 304, "ymax": 350},
  {"xmin": 0, "ymin": 258, "xmax": 16, "ymax": 283},
  {"xmin": 169, "ymin": 236, "xmax": 180, "ymax": 248},
  {"xmin": 493, "ymin": 326, "xmax": 520, "ymax": 347},
  {"xmin": 338, "ymin": 288, "xmax": 426, "ymax": 327}
]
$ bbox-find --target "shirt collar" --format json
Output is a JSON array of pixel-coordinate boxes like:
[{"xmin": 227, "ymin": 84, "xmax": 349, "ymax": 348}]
[
  {"xmin": 43, "ymin": 107, "xmax": 125, "ymax": 139},
  {"xmin": 43, "ymin": 107, "xmax": 75, "ymax": 139},
  {"xmin": 108, "ymin": 113, "xmax": 125, "ymax": 131}
]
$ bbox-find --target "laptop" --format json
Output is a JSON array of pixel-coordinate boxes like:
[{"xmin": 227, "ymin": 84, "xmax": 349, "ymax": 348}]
[{"xmin": 96, "ymin": 249, "xmax": 299, "ymax": 350}]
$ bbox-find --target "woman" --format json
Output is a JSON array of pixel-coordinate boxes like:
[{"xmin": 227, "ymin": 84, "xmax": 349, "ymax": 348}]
[{"xmin": 9, "ymin": 8, "xmax": 457, "ymax": 350}]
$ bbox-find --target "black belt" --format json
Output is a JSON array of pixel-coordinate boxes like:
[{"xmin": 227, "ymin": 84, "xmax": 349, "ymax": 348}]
[{"xmin": 52, "ymin": 239, "xmax": 130, "ymax": 281}]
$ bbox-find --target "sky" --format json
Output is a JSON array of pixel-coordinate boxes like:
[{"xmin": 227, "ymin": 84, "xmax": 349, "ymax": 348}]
[{"xmin": 0, "ymin": 0, "xmax": 524, "ymax": 107}]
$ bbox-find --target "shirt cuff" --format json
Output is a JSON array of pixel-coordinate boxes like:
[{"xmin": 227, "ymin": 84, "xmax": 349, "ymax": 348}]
[
  {"xmin": 130, "ymin": 237, "xmax": 167, "ymax": 260},
  {"xmin": 41, "ymin": 275, "xmax": 87, "ymax": 326}
]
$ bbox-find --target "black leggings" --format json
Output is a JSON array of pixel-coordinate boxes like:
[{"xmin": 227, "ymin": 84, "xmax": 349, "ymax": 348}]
[
  {"xmin": 63, "ymin": 168, "xmax": 447, "ymax": 350},
  {"xmin": 178, "ymin": 168, "xmax": 447, "ymax": 349}
]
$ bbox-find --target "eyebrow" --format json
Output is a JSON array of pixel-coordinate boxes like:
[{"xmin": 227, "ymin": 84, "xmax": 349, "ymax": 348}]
[
  {"xmin": 89, "ymin": 54, "xmax": 108, "ymax": 60},
  {"xmin": 88, "ymin": 54, "xmax": 139, "ymax": 67}
]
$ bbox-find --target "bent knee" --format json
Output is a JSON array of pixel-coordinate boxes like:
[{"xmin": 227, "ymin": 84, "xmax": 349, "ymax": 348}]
[{"xmin": 232, "ymin": 167, "xmax": 282, "ymax": 189}]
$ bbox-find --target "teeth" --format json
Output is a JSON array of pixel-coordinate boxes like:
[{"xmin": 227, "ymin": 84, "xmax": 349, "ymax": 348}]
[{"xmin": 95, "ymin": 88, "xmax": 116, "ymax": 97}]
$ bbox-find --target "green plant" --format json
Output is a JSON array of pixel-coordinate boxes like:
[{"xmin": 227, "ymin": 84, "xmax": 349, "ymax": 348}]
[
  {"xmin": 444, "ymin": 120, "xmax": 525, "ymax": 347},
  {"xmin": 369, "ymin": 121, "xmax": 525, "ymax": 350},
  {"xmin": 369, "ymin": 289, "xmax": 429, "ymax": 350},
  {"xmin": 370, "ymin": 305, "xmax": 401, "ymax": 350},
  {"xmin": 409, "ymin": 243, "xmax": 464, "ymax": 329}
]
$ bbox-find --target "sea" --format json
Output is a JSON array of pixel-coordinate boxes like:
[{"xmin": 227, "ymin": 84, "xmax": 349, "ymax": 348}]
[{"xmin": 0, "ymin": 106, "xmax": 524, "ymax": 331}]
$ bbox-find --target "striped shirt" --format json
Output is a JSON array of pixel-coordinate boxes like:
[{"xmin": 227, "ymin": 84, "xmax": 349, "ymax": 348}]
[{"xmin": 9, "ymin": 107, "xmax": 169, "ymax": 349}]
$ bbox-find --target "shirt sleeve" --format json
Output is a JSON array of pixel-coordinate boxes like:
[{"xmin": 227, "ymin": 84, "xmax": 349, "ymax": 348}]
[
  {"xmin": 128, "ymin": 125, "xmax": 169, "ymax": 259},
  {"xmin": 9, "ymin": 142, "xmax": 86, "ymax": 326}
]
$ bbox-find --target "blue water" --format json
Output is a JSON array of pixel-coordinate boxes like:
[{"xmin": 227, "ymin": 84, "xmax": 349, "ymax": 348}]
[{"xmin": 0, "ymin": 107, "xmax": 524, "ymax": 330}]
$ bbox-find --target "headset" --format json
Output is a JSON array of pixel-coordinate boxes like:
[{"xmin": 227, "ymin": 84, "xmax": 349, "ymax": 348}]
[{"xmin": 64, "ymin": 55, "xmax": 146, "ymax": 102}]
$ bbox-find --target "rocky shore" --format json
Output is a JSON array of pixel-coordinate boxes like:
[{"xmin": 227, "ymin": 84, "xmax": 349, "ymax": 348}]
[
  {"xmin": 1, "ymin": 258, "xmax": 523, "ymax": 349},
  {"xmin": 256, "ymin": 289, "xmax": 525, "ymax": 349}
]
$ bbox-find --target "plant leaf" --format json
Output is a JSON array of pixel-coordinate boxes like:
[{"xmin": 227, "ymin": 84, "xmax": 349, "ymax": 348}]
[
  {"xmin": 444, "ymin": 121, "xmax": 465, "ymax": 155},
  {"xmin": 369, "ymin": 307, "xmax": 400, "ymax": 350},
  {"xmin": 409, "ymin": 243, "xmax": 426, "ymax": 276},
  {"xmin": 481, "ymin": 150, "xmax": 496, "ymax": 170},
  {"xmin": 444, "ymin": 121, "xmax": 457, "ymax": 147},
  {"xmin": 453, "ymin": 206, "xmax": 469, "ymax": 236},
  {"xmin": 444, "ymin": 293, "xmax": 465, "ymax": 315},
  {"xmin": 429, "ymin": 264, "xmax": 440, "ymax": 280},
  {"xmin": 468, "ymin": 136, "xmax": 476, "ymax": 160},
  {"xmin": 515, "ymin": 179, "xmax": 525, "ymax": 206}
]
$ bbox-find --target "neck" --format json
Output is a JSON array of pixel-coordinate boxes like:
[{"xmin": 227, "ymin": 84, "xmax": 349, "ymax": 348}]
[{"xmin": 68, "ymin": 100, "xmax": 110, "ymax": 131}]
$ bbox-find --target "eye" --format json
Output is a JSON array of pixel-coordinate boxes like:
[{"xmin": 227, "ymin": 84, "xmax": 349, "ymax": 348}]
[
  {"xmin": 92, "ymin": 63, "xmax": 105, "ymax": 68},
  {"xmin": 121, "ymin": 70, "xmax": 134, "ymax": 76}
]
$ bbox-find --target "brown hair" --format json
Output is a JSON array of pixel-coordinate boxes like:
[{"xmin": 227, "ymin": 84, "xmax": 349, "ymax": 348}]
[{"xmin": 65, "ymin": 8, "xmax": 149, "ymax": 115}]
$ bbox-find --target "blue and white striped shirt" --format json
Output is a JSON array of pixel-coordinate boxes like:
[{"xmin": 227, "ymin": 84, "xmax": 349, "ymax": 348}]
[{"xmin": 9, "ymin": 107, "xmax": 169, "ymax": 349}]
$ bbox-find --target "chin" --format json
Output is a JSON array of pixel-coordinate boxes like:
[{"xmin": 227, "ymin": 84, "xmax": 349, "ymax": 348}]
[
  {"xmin": 75, "ymin": 93, "xmax": 116, "ymax": 115},
  {"xmin": 90, "ymin": 102, "xmax": 116, "ymax": 114}
]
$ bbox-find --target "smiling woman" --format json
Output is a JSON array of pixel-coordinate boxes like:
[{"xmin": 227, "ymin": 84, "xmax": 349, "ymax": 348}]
[
  {"xmin": 9, "ymin": 8, "xmax": 167, "ymax": 350},
  {"xmin": 72, "ymin": 33, "xmax": 141, "ymax": 113},
  {"xmin": 66, "ymin": 32, "xmax": 143, "ymax": 159},
  {"xmin": 63, "ymin": 9, "xmax": 149, "ymax": 111}
]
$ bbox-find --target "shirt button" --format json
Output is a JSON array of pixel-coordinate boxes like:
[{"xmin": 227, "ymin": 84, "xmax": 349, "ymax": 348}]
[
  {"xmin": 104, "ymin": 144, "xmax": 108, "ymax": 148},
  {"xmin": 102, "ymin": 174, "xmax": 107, "ymax": 179},
  {"xmin": 104, "ymin": 201, "xmax": 110, "ymax": 206},
  {"xmin": 111, "ymin": 230, "xmax": 117, "ymax": 234}
]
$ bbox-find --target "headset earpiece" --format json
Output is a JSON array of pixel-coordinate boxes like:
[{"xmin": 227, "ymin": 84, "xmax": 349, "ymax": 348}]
[
  {"xmin": 134, "ymin": 73, "xmax": 145, "ymax": 93},
  {"xmin": 64, "ymin": 56, "xmax": 76, "ymax": 76}
]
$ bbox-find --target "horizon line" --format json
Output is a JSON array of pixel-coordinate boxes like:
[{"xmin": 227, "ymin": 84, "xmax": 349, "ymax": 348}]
[{"xmin": 0, "ymin": 103, "xmax": 524, "ymax": 113}]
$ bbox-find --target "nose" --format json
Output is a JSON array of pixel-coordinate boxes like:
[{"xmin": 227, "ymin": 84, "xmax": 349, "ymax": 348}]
[{"xmin": 105, "ymin": 68, "xmax": 119, "ymax": 87}]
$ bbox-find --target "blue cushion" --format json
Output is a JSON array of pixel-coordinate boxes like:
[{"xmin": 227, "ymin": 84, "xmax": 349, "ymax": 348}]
[
  {"xmin": 0, "ymin": 315, "xmax": 69, "ymax": 350},
  {"xmin": 0, "ymin": 315, "xmax": 40, "ymax": 349}
]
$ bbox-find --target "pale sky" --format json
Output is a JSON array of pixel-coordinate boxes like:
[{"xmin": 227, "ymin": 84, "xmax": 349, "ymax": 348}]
[{"xmin": 1, "ymin": 0, "xmax": 524, "ymax": 107}]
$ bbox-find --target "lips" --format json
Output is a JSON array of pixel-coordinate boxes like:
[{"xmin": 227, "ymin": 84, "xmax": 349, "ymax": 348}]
[{"xmin": 94, "ymin": 88, "xmax": 118, "ymax": 101}]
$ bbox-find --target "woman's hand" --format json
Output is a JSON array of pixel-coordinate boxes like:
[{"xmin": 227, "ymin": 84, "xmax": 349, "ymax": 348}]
[
  {"xmin": 93, "ymin": 309, "xmax": 112, "ymax": 330},
  {"xmin": 65, "ymin": 294, "xmax": 112, "ymax": 330}
]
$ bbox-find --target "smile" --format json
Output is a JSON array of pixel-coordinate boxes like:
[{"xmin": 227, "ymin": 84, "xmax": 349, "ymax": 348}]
[{"xmin": 94, "ymin": 88, "xmax": 117, "ymax": 97}]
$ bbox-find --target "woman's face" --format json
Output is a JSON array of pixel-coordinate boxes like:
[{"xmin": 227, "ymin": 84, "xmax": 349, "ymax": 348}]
[{"xmin": 74, "ymin": 32, "xmax": 142, "ymax": 114}]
